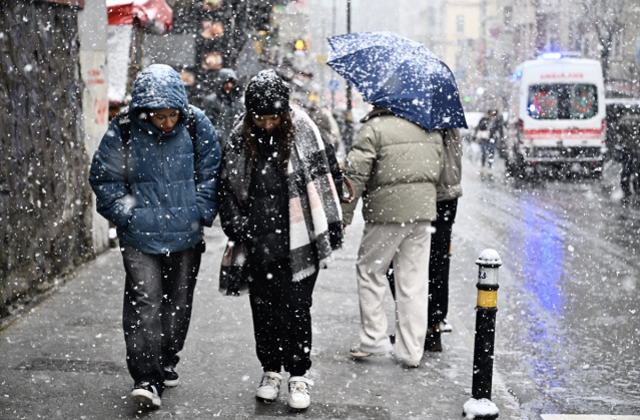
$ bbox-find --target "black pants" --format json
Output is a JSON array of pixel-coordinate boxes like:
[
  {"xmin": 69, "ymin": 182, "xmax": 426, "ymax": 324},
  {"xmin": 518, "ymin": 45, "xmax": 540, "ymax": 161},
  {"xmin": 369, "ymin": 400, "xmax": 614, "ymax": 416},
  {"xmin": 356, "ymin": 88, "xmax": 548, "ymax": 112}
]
[
  {"xmin": 120, "ymin": 242, "xmax": 203, "ymax": 392},
  {"xmin": 427, "ymin": 199, "xmax": 457, "ymax": 327},
  {"xmin": 388, "ymin": 198, "xmax": 458, "ymax": 329},
  {"xmin": 248, "ymin": 259, "xmax": 318, "ymax": 377},
  {"xmin": 620, "ymin": 150, "xmax": 639, "ymax": 195}
]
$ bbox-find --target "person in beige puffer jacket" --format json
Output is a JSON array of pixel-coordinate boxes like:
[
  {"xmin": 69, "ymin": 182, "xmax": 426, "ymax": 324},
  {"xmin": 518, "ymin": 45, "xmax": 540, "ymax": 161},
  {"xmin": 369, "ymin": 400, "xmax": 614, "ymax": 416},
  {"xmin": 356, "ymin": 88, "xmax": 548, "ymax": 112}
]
[{"xmin": 342, "ymin": 107, "xmax": 443, "ymax": 367}]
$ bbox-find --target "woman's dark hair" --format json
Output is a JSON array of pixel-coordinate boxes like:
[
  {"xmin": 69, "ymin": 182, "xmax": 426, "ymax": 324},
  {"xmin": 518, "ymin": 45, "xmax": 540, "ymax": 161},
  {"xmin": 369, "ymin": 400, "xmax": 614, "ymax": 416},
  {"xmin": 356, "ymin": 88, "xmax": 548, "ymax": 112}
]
[{"xmin": 242, "ymin": 111, "xmax": 296, "ymax": 173}]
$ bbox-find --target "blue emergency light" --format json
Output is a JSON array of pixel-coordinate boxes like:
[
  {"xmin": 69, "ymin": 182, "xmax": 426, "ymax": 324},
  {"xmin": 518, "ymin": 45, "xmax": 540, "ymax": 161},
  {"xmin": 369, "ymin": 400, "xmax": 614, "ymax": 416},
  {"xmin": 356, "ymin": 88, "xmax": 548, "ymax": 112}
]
[
  {"xmin": 510, "ymin": 70, "xmax": 522, "ymax": 82},
  {"xmin": 541, "ymin": 52, "xmax": 563, "ymax": 59}
]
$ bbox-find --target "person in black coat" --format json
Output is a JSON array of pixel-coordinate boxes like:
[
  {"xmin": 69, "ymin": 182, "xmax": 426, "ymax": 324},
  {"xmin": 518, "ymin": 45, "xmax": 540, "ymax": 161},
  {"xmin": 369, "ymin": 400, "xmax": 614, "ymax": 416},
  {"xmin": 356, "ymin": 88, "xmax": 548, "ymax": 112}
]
[{"xmin": 217, "ymin": 70, "xmax": 343, "ymax": 412}]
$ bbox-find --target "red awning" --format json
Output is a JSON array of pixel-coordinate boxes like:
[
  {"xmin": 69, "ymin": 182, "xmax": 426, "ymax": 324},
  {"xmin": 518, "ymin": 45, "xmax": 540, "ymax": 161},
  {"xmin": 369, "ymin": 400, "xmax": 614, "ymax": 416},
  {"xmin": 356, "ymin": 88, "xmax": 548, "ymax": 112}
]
[{"xmin": 107, "ymin": 0, "xmax": 173, "ymax": 33}]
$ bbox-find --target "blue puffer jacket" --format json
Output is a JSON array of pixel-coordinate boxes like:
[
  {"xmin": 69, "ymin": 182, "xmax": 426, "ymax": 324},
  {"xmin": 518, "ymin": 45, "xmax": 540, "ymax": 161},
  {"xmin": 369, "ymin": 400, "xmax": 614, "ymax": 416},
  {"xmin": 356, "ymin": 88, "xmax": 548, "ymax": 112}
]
[{"xmin": 89, "ymin": 64, "xmax": 221, "ymax": 254}]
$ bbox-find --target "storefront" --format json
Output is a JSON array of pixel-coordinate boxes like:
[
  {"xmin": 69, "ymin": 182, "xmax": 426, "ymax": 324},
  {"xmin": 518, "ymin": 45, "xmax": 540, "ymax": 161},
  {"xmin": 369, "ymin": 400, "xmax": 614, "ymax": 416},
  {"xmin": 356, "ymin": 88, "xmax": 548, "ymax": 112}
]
[{"xmin": 106, "ymin": 0, "xmax": 173, "ymax": 117}]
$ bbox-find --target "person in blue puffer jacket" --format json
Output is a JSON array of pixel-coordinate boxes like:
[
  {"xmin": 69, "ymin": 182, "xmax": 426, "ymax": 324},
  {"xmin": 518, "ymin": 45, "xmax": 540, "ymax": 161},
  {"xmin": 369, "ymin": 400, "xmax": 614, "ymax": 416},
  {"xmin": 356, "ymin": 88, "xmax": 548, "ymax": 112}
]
[{"xmin": 89, "ymin": 64, "xmax": 221, "ymax": 409}]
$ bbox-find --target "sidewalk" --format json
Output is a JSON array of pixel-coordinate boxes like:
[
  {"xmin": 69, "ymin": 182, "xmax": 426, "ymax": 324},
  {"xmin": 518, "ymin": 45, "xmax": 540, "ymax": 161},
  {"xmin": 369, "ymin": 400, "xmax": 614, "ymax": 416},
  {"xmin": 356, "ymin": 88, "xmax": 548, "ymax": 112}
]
[{"xmin": 0, "ymin": 210, "xmax": 523, "ymax": 419}]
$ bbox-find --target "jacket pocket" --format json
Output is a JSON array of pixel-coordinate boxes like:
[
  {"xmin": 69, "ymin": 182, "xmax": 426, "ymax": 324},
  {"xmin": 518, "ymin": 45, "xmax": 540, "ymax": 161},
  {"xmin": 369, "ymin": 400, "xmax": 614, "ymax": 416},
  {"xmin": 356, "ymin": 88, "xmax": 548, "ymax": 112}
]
[
  {"xmin": 165, "ymin": 206, "xmax": 201, "ymax": 233},
  {"xmin": 126, "ymin": 207, "xmax": 160, "ymax": 233}
]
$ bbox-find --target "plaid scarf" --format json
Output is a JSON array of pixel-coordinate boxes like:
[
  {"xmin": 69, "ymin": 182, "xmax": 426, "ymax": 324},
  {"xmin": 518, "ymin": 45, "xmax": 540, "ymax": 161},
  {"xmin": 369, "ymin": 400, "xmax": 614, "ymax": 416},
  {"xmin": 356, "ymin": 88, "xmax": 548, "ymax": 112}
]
[{"xmin": 220, "ymin": 106, "xmax": 342, "ymax": 287}]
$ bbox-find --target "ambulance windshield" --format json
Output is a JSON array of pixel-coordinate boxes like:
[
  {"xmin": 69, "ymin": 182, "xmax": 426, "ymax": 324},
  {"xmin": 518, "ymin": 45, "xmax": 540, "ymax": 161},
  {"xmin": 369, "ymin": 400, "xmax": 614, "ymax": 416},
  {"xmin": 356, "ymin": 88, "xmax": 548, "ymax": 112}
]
[{"xmin": 528, "ymin": 84, "xmax": 598, "ymax": 120}]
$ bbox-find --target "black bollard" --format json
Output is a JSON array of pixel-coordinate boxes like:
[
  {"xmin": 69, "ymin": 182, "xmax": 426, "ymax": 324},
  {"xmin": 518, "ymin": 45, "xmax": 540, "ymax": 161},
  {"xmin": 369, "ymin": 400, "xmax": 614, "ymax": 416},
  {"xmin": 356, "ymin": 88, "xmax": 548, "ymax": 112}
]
[{"xmin": 463, "ymin": 249, "xmax": 501, "ymax": 420}]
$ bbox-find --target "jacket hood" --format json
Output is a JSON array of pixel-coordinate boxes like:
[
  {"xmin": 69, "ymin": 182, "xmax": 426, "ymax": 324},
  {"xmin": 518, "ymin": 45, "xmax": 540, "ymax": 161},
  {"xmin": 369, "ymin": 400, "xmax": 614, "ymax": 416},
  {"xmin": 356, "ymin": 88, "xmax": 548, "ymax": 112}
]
[
  {"xmin": 218, "ymin": 68, "xmax": 237, "ymax": 84},
  {"xmin": 130, "ymin": 64, "xmax": 189, "ymax": 116},
  {"xmin": 215, "ymin": 68, "xmax": 241, "ymax": 98},
  {"xmin": 360, "ymin": 107, "xmax": 393, "ymax": 123}
]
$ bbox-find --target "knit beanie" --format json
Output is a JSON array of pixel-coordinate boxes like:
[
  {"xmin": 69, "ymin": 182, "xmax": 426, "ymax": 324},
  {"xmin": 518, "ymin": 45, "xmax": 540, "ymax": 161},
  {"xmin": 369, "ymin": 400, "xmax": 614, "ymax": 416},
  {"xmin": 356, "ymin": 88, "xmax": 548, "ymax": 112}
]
[{"xmin": 245, "ymin": 70, "xmax": 291, "ymax": 116}]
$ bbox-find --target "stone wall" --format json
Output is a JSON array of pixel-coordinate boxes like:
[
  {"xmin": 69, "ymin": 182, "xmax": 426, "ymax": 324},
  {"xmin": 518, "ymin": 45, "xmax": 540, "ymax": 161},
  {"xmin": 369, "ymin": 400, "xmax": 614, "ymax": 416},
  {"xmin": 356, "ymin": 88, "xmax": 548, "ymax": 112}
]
[{"xmin": 0, "ymin": 1, "xmax": 92, "ymax": 317}]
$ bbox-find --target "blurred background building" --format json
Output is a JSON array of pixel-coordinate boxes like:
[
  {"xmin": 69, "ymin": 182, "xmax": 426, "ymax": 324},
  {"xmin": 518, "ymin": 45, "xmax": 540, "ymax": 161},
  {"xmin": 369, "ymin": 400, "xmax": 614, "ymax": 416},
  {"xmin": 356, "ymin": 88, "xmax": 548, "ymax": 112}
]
[{"xmin": 303, "ymin": 0, "xmax": 640, "ymax": 114}]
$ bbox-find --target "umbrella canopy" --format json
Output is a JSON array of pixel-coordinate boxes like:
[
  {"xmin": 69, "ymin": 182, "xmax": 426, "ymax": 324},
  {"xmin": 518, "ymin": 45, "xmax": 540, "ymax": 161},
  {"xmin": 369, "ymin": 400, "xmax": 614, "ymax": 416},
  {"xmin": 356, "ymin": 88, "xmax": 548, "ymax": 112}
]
[
  {"xmin": 107, "ymin": 0, "xmax": 173, "ymax": 34},
  {"xmin": 327, "ymin": 31, "xmax": 467, "ymax": 130}
]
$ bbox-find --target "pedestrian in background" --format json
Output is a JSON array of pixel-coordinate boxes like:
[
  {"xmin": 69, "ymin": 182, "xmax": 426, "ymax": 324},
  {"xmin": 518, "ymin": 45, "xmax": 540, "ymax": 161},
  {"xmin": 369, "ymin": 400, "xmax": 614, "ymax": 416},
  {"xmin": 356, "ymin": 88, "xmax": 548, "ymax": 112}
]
[
  {"xmin": 424, "ymin": 128, "xmax": 463, "ymax": 351},
  {"xmin": 217, "ymin": 70, "xmax": 343, "ymax": 412},
  {"xmin": 305, "ymin": 99, "xmax": 343, "ymax": 153},
  {"xmin": 342, "ymin": 107, "xmax": 443, "ymax": 368},
  {"xmin": 475, "ymin": 109, "xmax": 504, "ymax": 177},
  {"xmin": 89, "ymin": 64, "xmax": 221, "ymax": 409},
  {"xmin": 202, "ymin": 68, "xmax": 245, "ymax": 147}
]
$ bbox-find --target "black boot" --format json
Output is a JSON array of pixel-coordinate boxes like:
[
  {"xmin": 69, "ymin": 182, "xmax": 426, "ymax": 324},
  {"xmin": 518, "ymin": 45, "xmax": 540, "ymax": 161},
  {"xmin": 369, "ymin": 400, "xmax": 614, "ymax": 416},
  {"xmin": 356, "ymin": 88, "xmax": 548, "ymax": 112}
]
[{"xmin": 424, "ymin": 325, "xmax": 442, "ymax": 352}]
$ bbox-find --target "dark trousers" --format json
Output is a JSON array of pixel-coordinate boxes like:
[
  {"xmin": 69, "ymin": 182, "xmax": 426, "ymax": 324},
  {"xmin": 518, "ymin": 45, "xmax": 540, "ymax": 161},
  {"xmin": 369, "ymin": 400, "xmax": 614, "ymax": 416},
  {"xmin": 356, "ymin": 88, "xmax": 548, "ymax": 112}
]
[
  {"xmin": 620, "ymin": 150, "xmax": 639, "ymax": 195},
  {"xmin": 427, "ymin": 199, "xmax": 457, "ymax": 327},
  {"xmin": 120, "ymin": 242, "xmax": 203, "ymax": 391},
  {"xmin": 480, "ymin": 140, "xmax": 496, "ymax": 168},
  {"xmin": 248, "ymin": 259, "xmax": 318, "ymax": 377},
  {"xmin": 388, "ymin": 198, "xmax": 458, "ymax": 329}
]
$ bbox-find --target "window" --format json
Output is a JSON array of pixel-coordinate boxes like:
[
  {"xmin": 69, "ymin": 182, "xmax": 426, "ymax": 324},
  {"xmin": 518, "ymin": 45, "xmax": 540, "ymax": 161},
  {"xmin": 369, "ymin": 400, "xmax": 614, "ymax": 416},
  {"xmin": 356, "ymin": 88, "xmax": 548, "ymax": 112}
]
[
  {"xmin": 143, "ymin": 34, "xmax": 197, "ymax": 69},
  {"xmin": 456, "ymin": 15, "xmax": 465, "ymax": 34},
  {"xmin": 610, "ymin": 28, "xmax": 624, "ymax": 61},
  {"xmin": 426, "ymin": 7, "xmax": 436, "ymax": 28},
  {"xmin": 504, "ymin": 6, "xmax": 512, "ymax": 26},
  {"xmin": 528, "ymin": 84, "xmax": 598, "ymax": 120}
]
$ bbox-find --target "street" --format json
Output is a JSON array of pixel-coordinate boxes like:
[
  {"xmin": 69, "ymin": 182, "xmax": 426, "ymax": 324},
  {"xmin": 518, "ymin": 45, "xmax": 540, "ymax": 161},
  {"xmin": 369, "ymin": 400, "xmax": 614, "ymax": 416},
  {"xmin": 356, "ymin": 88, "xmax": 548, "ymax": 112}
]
[
  {"xmin": 0, "ymin": 150, "xmax": 639, "ymax": 419},
  {"xmin": 453, "ymin": 147, "xmax": 640, "ymax": 417}
]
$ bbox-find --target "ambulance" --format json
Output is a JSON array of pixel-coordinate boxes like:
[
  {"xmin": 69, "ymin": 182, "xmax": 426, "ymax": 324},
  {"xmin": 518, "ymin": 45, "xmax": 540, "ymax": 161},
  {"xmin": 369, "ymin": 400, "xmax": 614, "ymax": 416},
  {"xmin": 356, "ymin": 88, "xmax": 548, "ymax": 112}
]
[{"xmin": 504, "ymin": 53, "xmax": 606, "ymax": 178}]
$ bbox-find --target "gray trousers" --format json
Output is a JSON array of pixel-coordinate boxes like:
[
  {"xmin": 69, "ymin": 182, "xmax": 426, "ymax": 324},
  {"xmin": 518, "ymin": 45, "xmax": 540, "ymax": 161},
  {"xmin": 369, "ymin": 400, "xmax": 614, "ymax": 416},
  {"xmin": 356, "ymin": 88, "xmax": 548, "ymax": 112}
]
[
  {"xmin": 355, "ymin": 222, "xmax": 431, "ymax": 366},
  {"xmin": 120, "ymin": 242, "xmax": 203, "ymax": 390}
]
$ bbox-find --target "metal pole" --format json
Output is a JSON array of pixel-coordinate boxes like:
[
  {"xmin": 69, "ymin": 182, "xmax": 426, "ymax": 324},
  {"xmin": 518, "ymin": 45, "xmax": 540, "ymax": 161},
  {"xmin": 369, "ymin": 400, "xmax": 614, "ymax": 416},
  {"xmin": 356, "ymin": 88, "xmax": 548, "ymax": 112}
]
[
  {"xmin": 331, "ymin": 0, "xmax": 336, "ymax": 111},
  {"xmin": 479, "ymin": 0, "xmax": 486, "ymax": 111},
  {"xmin": 344, "ymin": 0, "xmax": 354, "ymax": 152},
  {"xmin": 463, "ymin": 249, "xmax": 501, "ymax": 420},
  {"xmin": 332, "ymin": 0, "xmax": 336, "ymax": 36}
]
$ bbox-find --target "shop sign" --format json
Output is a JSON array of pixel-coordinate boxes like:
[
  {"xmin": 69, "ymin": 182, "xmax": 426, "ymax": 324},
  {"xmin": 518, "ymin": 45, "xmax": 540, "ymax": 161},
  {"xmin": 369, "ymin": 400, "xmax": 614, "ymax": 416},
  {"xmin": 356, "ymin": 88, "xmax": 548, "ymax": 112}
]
[
  {"xmin": 202, "ymin": 21, "xmax": 224, "ymax": 39},
  {"xmin": 203, "ymin": 0, "xmax": 223, "ymax": 10},
  {"xmin": 202, "ymin": 52, "xmax": 223, "ymax": 70}
]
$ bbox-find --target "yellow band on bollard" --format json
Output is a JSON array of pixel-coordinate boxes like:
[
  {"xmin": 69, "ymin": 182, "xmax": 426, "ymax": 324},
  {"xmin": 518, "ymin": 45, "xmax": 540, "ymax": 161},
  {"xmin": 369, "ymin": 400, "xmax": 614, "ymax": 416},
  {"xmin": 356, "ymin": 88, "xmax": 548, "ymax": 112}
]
[{"xmin": 477, "ymin": 290, "xmax": 498, "ymax": 308}]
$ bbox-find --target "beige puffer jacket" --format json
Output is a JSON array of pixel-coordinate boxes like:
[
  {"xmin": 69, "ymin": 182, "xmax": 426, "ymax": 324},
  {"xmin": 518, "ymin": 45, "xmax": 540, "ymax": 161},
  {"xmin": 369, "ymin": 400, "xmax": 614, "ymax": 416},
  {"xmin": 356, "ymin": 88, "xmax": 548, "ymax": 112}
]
[{"xmin": 341, "ymin": 108, "xmax": 443, "ymax": 225}]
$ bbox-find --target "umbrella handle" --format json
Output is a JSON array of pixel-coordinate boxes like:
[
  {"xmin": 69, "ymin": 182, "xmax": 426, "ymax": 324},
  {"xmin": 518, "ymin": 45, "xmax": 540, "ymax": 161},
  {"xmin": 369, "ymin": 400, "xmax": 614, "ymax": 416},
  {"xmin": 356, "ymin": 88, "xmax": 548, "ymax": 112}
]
[{"xmin": 341, "ymin": 176, "xmax": 355, "ymax": 203}]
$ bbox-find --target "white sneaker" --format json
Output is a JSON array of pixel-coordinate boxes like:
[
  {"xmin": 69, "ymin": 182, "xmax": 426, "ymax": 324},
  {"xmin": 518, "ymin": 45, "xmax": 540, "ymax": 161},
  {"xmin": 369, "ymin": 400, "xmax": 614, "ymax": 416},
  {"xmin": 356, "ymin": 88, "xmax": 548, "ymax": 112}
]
[
  {"xmin": 130, "ymin": 382, "xmax": 161, "ymax": 408},
  {"xmin": 287, "ymin": 376, "xmax": 314, "ymax": 411},
  {"xmin": 255, "ymin": 371, "xmax": 282, "ymax": 403}
]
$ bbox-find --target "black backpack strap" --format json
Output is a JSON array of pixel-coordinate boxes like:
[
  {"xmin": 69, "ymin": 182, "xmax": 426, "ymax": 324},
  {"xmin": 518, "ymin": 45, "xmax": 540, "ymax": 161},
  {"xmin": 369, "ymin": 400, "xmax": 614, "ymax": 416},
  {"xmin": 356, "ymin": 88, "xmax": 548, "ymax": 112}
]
[
  {"xmin": 185, "ymin": 106, "xmax": 199, "ymax": 180},
  {"xmin": 116, "ymin": 108, "xmax": 131, "ymax": 190},
  {"xmin": 185, "ymin": 106, "xmax": 197, "ymax": 146}
]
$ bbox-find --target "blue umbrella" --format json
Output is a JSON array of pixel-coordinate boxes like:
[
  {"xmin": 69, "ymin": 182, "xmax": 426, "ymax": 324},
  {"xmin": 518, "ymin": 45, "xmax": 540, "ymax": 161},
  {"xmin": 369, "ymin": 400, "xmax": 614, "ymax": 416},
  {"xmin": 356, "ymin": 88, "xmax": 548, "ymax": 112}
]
[{"xmin": 327, "ymin": 31, "xmax": 467, "ymax": 130}]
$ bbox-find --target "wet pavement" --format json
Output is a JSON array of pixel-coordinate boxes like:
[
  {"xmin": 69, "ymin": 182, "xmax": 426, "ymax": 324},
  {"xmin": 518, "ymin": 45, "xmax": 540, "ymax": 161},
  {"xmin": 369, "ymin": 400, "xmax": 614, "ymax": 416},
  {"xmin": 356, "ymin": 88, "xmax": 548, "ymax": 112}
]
[
  {"xmin": 0, "ymin": 195, "xmax": 522, "ymax": 419},
  {"xmin": 3, "ymin": 150, "xmax": 640, "ymax": 419}
]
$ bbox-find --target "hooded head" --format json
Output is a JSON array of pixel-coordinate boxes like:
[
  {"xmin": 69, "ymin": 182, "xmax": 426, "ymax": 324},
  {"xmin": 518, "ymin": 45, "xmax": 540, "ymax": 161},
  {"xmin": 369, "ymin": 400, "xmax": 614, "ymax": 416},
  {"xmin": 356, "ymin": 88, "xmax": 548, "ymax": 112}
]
[
  {"xmin": 218, "ymin": 68, "xmax": 237, "ymax": 85},
  {"xmin": 130, "ymin": 64, "xmax": 190, "ymax": 117},
  {"xmin": 244, "ymin": 69, "xmax": 290, "ymax": 117},
  {"xmin": 218, "ymin": 68, "xmax": 238, "ymax": 96}
]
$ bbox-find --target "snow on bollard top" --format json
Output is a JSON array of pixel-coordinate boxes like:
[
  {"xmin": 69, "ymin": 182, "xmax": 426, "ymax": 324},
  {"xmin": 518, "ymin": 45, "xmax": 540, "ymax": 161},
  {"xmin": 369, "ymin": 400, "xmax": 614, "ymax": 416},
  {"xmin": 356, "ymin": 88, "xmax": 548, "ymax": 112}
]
[
  {"xmin": 463, "ymin": 398, "xmax": 499, "ymax": 419},
  {"xmin": 475, "ymin": 249, "xmax": 502, "ymax": 268}
]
